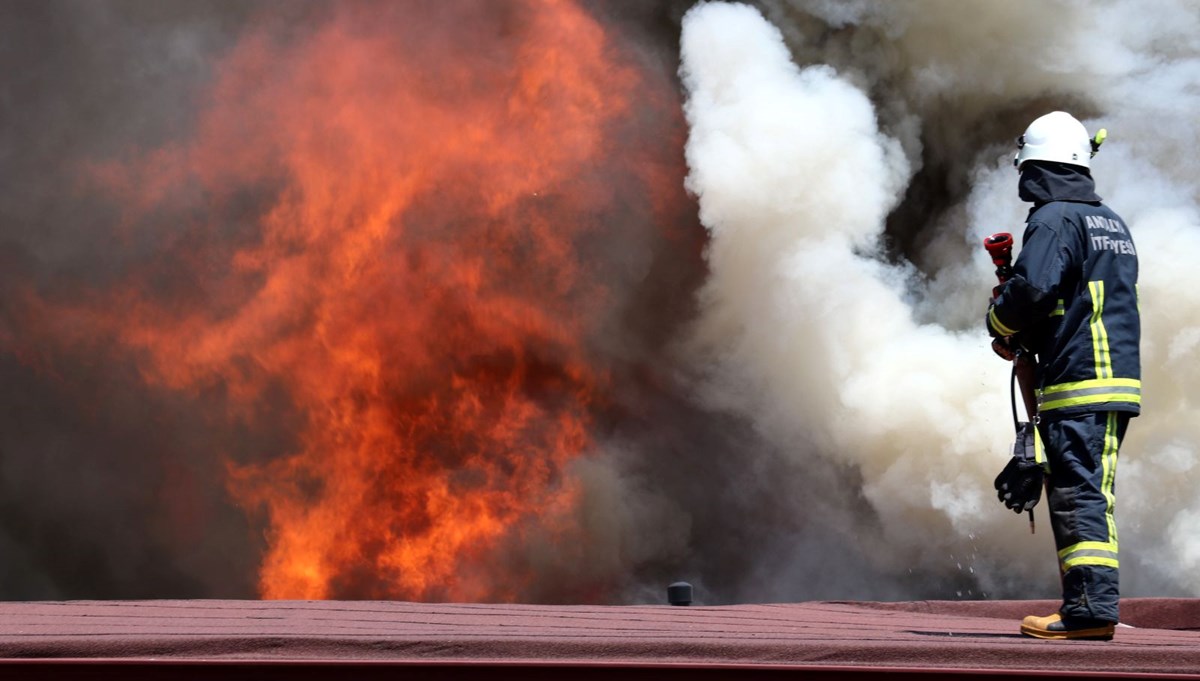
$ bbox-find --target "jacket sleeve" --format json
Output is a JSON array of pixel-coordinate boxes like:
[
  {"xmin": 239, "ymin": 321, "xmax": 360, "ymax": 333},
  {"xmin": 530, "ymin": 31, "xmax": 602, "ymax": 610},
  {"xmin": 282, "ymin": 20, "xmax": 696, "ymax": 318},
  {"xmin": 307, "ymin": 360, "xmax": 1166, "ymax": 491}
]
[{"xmin": 986, "ymin": 221, "xmax": 1070, "ymax": 338}]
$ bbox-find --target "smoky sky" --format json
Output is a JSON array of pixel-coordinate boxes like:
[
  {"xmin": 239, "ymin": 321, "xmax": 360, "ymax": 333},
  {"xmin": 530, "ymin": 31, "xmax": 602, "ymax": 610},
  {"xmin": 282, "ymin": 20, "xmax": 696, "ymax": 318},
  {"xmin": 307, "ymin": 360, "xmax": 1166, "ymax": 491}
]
[
  {"xmin": 681, "ymin": 0, "xmax": 1200, "ymax": 604},
  {"xmin": 6, "ymin": 0, "xmax": 1197, "ymax": 605}
]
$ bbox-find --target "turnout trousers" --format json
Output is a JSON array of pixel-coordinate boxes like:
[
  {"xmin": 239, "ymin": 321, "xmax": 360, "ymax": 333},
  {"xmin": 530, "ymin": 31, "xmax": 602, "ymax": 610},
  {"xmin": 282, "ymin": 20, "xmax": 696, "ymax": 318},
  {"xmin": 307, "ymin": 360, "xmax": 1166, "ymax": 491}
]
[{"xmin": 1040, "ymin": 411, "xmax": 1130, "ymax": 623}]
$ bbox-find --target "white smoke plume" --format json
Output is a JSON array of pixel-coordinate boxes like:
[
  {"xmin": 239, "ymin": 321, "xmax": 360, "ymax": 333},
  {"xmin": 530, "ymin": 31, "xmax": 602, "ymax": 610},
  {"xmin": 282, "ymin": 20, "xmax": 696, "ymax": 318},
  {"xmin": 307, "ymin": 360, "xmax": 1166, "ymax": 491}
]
[{"xmin": 679, "ymin": 0, "xmax": 1200, "ymax": 599}]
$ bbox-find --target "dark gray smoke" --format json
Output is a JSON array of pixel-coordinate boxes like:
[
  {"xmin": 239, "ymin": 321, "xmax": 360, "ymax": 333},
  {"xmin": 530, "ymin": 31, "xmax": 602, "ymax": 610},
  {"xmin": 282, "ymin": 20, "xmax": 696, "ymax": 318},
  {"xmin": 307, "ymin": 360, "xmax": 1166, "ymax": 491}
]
[{"xmin": 0, "ymin": 0, "xmax": 268, "ymax": 599}]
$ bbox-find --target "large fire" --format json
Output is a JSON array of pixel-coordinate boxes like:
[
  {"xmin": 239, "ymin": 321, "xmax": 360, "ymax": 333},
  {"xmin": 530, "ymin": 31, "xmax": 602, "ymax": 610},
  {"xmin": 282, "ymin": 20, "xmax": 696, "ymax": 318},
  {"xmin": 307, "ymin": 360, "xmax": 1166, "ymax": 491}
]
[{"xmin": 52, "ymin": 0, "xmax": 664, "ymax": 600}]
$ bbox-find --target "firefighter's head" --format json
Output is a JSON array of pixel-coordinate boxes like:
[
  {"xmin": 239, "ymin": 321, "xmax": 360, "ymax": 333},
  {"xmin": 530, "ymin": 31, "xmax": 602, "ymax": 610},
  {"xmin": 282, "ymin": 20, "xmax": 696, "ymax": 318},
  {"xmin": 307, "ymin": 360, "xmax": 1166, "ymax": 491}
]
[{"xmin": 1013, "ymin": 111, "xmax": 1104, "ymax": 171}]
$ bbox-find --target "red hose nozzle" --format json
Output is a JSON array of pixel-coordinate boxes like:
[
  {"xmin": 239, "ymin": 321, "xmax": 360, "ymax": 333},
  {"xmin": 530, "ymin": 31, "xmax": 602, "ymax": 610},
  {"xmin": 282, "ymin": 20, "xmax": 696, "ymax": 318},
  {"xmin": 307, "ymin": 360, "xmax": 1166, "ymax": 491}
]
[
  {"xmin": 984, "ymin": 232, "xmax": 1014, "ymax": 268},
  {"xmin": 984, "ymin": 232, "xmax": 1015, "ymax": 292}
]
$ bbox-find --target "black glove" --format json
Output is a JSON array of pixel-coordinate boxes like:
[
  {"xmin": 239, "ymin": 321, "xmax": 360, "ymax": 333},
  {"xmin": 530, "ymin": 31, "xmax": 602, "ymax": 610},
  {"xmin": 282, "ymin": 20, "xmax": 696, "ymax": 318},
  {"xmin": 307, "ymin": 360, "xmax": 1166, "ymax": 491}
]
[
  {"xmin": 993, "ymin": 421, "xmax": 1044, "ymax": 513},
  {"xmin": 994, "ymin": 456, "xmax": 1044, "ymax": 513}
]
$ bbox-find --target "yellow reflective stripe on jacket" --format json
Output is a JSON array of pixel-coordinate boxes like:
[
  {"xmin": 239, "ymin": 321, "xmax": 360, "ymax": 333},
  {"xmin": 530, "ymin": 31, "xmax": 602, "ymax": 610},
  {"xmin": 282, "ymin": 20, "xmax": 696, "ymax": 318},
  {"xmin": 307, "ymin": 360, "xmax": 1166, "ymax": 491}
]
[
  {"xmin": 1037, "ymin": 378, "xmax": 1141, "ymax": 412},
  {"xmin": 1051, "ymin": 299, "xmax": 1065, "ymax": 317},
  {"xmin": 1059, "ymin": 541, "xmax": 1119, "ymax": 571},
  {"xmin": 1088, "ymin": 281, "xmax": 1113, "ymax": 379},
  {"xmin": 988, "ymin": 306, "xmax": 1018, "ymax": 337}
]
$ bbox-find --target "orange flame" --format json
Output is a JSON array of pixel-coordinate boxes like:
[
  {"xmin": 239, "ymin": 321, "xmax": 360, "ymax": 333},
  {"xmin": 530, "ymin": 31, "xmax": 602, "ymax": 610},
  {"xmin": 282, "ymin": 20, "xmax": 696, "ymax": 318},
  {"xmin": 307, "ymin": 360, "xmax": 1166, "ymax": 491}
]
[{"xmin": 73, "ymin": 0, "xmax": 652, "ymax": 600}]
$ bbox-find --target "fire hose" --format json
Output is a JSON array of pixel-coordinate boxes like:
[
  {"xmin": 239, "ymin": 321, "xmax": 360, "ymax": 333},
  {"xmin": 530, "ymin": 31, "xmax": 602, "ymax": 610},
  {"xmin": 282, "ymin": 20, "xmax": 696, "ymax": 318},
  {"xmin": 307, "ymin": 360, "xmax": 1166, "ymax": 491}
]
[{"xmin": 984, "ymin": 232, "xmax": 1039, "ymax": 533}]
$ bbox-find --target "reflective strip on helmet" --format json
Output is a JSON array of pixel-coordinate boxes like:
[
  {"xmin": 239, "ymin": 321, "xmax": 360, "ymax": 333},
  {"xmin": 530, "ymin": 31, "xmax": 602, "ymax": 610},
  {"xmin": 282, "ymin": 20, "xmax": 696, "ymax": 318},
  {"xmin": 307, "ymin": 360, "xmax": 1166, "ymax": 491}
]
[
  {"xmin": 1059, "ymin": 541, "xmax": 1119, "ymax": 571},
  {"xmin": 1036, "ymin": 378, "xmax": 1141, "ymax": 412},
  {"xmin": 1088, "ymin": 281, "xmax": 1113, "ymax": 379},
  {"xmin": 988, "ymin": 307, "xmax": 1018, "ymax": 337}
]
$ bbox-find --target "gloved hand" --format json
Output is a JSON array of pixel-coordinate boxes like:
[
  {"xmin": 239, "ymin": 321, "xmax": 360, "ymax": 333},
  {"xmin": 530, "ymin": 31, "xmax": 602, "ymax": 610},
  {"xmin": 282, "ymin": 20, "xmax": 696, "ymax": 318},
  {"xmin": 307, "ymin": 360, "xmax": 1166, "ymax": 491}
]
[
  {"xmin": 991, "ymin": 336, "xmax": 1017, "ymax": 361},
  {"xmin": 994, "ymin": 455, "xmax": 1044, "ymax": 513}
]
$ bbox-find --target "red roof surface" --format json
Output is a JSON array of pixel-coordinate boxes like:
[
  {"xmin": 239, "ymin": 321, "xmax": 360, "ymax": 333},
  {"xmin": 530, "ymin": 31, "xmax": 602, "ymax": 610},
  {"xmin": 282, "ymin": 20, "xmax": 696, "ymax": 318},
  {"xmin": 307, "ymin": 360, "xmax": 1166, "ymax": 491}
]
[{"xmin": 2, "ymin": 598, "xmax": 1199, "ymax": 678}]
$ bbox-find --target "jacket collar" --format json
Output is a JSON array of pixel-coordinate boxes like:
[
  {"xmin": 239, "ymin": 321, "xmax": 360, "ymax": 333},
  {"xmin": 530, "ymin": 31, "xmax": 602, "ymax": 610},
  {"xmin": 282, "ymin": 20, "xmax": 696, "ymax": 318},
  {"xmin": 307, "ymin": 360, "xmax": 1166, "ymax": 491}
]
[{"xmin": 1018, "ymin": 161, "xmax": 1102, "ymax": 205}]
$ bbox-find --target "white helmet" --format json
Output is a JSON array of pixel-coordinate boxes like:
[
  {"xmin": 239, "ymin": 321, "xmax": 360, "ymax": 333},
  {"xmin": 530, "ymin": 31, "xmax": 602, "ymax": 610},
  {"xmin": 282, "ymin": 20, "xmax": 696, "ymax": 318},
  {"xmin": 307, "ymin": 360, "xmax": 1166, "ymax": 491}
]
[{"xmin": 1013, "ymin": 111, "xmax": 1096, "ymax": 170}]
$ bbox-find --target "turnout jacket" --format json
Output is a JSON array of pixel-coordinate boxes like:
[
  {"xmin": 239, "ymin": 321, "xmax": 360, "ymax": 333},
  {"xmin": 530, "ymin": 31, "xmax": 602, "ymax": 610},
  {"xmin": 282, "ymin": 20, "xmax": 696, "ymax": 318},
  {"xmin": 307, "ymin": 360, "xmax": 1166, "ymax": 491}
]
[{"xmin": 986, "ymin": 161, "xmax": 1141, "ymax": 419}]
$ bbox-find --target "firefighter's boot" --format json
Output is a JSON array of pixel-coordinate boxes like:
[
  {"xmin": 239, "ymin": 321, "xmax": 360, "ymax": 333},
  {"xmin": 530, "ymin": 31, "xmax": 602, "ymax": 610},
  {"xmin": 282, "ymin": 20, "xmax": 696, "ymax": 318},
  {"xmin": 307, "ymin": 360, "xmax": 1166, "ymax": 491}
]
[{"xmin": 1020, "ymin": 612, "xmax": 1115, "ymax": 641}]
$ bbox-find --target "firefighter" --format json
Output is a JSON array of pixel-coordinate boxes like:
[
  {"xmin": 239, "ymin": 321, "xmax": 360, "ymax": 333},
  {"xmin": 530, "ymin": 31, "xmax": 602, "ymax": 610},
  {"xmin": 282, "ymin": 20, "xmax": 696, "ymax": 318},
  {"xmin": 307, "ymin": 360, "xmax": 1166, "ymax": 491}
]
[{"xmin": 987, "ymin": 111, "xmax": 1141, "ymax": 641}]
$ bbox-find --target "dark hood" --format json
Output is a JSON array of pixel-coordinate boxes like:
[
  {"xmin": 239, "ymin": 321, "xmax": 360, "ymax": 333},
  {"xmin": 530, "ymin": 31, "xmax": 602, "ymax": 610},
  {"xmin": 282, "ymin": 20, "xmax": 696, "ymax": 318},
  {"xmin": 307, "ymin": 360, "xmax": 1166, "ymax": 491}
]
[{"xmin": 1018, "ymin": 161, "xmax": 1102, "ymax": 205}]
